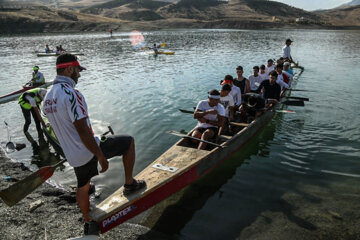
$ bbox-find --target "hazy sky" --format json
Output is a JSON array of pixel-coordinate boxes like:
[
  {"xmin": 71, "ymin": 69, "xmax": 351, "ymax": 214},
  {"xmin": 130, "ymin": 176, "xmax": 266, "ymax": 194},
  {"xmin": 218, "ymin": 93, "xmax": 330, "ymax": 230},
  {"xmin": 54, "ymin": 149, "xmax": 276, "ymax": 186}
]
[{"xmin": 273, "ymin": 0, "xmax": 350, "ymax": 11}]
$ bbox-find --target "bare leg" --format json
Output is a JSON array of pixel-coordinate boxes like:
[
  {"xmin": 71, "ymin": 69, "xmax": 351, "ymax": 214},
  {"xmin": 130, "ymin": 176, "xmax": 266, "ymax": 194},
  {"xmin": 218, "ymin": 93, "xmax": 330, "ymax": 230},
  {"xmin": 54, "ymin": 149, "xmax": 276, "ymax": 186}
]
[
  {"xmin": 76, "ymin": 181, "xmax": 91, "ymax": 222},
  {"xmin": 198, "ymin": 129, "xmax": 215, "ymax": 150},
  {"xmin": 122, "ymin": 137, "xmax": 135, "ymax": 185}
]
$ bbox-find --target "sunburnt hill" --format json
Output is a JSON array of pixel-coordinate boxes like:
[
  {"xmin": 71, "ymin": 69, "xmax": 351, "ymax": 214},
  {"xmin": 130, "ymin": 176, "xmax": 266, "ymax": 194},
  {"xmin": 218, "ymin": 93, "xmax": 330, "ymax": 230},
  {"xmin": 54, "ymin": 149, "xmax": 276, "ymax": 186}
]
[{"xmin": 0, "ymin": 0, "xmax": 359, "ymax": 34}]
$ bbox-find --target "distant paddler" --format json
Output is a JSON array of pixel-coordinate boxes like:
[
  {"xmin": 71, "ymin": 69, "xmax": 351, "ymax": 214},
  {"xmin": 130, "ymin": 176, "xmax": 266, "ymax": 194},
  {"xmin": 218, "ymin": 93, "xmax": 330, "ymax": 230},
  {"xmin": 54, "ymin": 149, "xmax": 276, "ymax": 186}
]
[
  {"xmin": 110, "ymin": 29, "xmax": 113, "ymax": 37},
  {"xmin": 45, "ymin": 44, "xmax": 52, "ymax": 53},
  {"xmin": 152, "ymin": 43, "xmax": 160, "ymax": 54},
  {"xmin": 282, "ymin": 38, "xmax": 294, "ymax": 63},
  {"xmin": 25, "ymin": 66, "xmax": 45, "ymax": 87},
  {"xmin": 43, "ymin": 53, "xmax": 146, "ymax": 236},
  {"xmin": 18, "ymin": 88, "xmax": 47, "ymax": 133}
]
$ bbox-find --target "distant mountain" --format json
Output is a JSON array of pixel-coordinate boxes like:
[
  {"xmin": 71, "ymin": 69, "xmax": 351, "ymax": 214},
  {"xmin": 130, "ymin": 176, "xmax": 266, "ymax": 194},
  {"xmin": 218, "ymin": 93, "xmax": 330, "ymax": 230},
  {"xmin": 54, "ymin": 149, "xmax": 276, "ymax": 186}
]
[
  {"xmin": 316, "ymin": 4, "xmax": 360, "ymax": 27},
  {"xmin": 0, "ymin": 0, "xmax": 359, "ymax": 33},
  {"xmin": 339, "ymin": 0, "xmax": 360, "ymax": 7}
]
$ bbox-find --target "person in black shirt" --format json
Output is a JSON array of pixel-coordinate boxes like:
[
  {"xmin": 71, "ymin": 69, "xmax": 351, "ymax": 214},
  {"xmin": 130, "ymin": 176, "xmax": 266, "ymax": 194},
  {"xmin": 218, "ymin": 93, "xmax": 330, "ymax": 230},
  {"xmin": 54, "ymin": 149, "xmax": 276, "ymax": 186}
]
[
  {"xmin": 255, "ymin": 70, "xmax": 281, "ymax": 105},
  {"xmin": 238, "ymin": 93, "xmax": 266, "ymax": 123},
  {"xmin": 233, "ymin": 66, "xmax": 250, "ymax": 97}
]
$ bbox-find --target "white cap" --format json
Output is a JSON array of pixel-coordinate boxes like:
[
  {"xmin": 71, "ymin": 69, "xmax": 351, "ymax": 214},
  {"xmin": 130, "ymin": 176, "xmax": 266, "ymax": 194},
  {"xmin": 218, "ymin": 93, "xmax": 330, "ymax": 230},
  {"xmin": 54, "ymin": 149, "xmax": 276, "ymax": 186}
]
[
  {"xmin": 284, "ymin": 62, "xmax": 291, "ymax": 66},
  {"xmin": 38, "ymin": 89, "xmax": 47, "ymax": 100}
]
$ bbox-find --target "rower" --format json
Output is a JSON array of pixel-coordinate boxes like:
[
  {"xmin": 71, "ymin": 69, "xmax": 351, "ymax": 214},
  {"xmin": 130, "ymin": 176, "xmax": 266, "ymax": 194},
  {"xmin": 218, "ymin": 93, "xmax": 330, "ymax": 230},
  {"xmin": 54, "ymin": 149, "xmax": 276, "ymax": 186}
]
[
  {"xmin": 233, "ymin": 66, "xmax": 250, "ymax": 99},
  {"xmin": 255, "ymin": 70, "xmax": 281, "ymax": 106},
  {"xmin": 18, "ymin": 88, "xmax": 47, "ymax": 133},
  {"xmin": 152, "ymin": 44, "xmax": 159, "ymax": 54},
  {"xmin": 219, "ymin": 84, "xmax": 235, "ymax": 134},
  {"xmin": 283, "ymin": 61, "xmax": 294, "ymax": 76},
  {"xmin": 55, "ymin": 46, "xmax": 61, "ymax": 55},
  {"xmin": 29, "ymin": 66, "xmax": 45, "ymax": 87},
  {"xmin": 59, "ymin": 45, "xmax": 66, "ymax": 52},
  {"xmin": 192, "ymin": 89, "xmax": 225, "ymax": 150},
  {"xmin": 265, "ymin": 59, "xmax": 275, "ymax": 75},
  {"xmin": 45, "ymin": 44, "xmax": 52, "ymax": 53},
  {"xmin": 238, "ymin": 93, "xmax": 266, "ymax": 123},
  {"xmin": 282, "ymin": 38, "xmax": 294, "ymax": 63},
  {"xmin": 221, "ymin": 75, "xmax": 242, "ymax": 109},
  {"xmin": 248, "ymin": 66, "xmax": 263, "ymax": 93},
  {"xmin": 259, "ymin": 64, "xmax": 268, "ymax": 81},
  {"xmin": 275, "ymin": 63, "xmax": 292, "ymax": 89}
]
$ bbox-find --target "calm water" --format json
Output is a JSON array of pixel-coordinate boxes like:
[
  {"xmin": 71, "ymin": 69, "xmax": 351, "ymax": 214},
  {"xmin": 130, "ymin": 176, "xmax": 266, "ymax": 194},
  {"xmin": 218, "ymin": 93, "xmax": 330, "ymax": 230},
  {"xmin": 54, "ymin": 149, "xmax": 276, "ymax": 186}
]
[{"xmin": 0, "ymin": 29, "xmax": 360, "ymax": 239}]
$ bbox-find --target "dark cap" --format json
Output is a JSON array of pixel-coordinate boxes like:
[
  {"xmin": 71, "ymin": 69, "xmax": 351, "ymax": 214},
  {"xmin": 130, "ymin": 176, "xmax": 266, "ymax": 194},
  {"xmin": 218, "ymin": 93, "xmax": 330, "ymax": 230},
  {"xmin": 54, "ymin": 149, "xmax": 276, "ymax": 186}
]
[
  {"xmin": 286, "ymin": 38, "xmax": 293, "ymax": 42},
  {"xmin": 221, "ymin": 84, "xmax": 232, "ymax": 92}
]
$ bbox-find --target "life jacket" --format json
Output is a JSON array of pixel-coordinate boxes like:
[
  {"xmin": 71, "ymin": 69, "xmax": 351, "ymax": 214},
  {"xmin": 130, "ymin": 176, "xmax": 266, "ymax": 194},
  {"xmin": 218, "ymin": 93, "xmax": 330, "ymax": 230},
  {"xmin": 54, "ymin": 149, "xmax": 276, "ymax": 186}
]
[
  {"xmin": 18, "ymin": 89, "xmax": 42, "ymax": 110},
  {"xmin": 282, "ymin": 73, "xmax": 289, "ymax": 84}
]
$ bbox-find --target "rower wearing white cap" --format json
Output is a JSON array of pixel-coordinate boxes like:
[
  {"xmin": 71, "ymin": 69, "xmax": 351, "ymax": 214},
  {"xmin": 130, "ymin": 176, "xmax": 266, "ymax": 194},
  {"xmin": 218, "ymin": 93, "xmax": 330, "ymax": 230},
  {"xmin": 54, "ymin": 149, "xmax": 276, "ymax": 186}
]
[
  {"xmin": 283, "ymin": 61, "xmax": 294, "ymax": 76},
  {"xmin": 192, "ymin": 89, "xmax": 225, "ymax": 150}
]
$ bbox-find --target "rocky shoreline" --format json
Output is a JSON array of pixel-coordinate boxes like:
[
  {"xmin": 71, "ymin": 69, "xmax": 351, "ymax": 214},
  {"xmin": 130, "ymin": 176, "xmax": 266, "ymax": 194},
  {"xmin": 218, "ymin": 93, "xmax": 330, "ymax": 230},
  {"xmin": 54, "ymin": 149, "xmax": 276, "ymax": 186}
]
[{"xmin": 0, "ymin": 148, "xmax": 174, "ymax": 240}]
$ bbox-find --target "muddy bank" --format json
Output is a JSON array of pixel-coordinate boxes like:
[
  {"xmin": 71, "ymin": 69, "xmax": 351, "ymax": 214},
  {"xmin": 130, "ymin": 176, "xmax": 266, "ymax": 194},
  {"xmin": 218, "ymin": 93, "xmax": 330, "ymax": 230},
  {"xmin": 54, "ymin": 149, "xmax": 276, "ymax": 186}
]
[{"xmin": 0, "ymin": 148, "xmax": 174, "ymax": 240}]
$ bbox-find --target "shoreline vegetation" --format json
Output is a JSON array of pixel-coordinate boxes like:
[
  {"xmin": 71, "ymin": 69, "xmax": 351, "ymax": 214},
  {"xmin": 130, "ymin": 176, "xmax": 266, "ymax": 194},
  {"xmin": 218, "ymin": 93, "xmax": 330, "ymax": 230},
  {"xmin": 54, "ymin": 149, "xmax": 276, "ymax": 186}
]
[{"xmin": 0, "ymin": 0, "xmax": 359, "ymax": 34}]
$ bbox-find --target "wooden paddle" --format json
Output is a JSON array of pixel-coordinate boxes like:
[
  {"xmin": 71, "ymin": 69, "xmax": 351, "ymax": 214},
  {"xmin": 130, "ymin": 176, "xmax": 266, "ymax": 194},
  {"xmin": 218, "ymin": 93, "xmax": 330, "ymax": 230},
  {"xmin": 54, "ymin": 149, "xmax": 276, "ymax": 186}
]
[
  {"xmin": 0, "ymin": 159, "xmax": 67, "ymax": 207},
  {"xmin": 167, "ymin": 131, "xmax": 224, "ymax": 148},
  {"xmin": 290, "ymin": 89, "xmax": 316, "ymax": 92},
  {"xmin": 281, "ymin": 100, "xmax": 305, "ymax": 106},
  {"xmin": 285, "ymin": 96, "xmax": 309, "ymax": 101}
]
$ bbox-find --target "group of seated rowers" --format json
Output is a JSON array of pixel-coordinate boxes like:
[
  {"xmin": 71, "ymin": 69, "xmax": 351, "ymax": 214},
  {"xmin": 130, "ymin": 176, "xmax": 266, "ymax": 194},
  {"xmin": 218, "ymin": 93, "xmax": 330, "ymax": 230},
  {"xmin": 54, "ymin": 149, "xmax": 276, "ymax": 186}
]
[{"xmin": 192, "ymin": 58, "xmax": 294, "ymax": 150}]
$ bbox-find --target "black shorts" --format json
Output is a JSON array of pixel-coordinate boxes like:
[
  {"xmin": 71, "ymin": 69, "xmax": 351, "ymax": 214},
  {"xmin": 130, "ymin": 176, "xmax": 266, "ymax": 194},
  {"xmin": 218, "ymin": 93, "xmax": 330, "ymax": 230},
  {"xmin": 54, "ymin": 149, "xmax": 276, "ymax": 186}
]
[
  {"xmin": 74, "ymin": 135, "xmax": 133, "ymax": 188},
  {"xmin": 195, "ymin": 127, "xmax": 219, "ymax": 137}
]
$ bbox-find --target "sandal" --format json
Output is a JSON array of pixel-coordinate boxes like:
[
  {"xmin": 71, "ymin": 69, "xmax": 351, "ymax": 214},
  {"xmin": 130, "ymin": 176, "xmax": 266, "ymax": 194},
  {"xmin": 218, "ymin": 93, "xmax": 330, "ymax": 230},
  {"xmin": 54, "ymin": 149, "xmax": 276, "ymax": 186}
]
[{"xmin": 123, "ymin": 179, "xmax": 146, "ymax": 195}]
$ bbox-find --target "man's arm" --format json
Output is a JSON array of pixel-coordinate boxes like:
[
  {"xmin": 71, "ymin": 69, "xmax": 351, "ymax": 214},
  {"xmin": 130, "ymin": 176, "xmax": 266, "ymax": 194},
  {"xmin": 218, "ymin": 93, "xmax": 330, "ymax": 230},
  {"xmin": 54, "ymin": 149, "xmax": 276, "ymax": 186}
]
[{"xmin": 73, "ymin": 118, "xmax": 108, "ymax": 173}]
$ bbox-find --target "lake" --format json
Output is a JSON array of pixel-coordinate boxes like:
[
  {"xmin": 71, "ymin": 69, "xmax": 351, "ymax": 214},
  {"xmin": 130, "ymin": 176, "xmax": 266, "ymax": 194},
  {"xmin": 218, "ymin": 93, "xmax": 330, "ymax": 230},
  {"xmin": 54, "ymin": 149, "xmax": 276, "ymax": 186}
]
[{"xmin": 0, "ymin": 29, "xmax": 359, "ymax": 239}]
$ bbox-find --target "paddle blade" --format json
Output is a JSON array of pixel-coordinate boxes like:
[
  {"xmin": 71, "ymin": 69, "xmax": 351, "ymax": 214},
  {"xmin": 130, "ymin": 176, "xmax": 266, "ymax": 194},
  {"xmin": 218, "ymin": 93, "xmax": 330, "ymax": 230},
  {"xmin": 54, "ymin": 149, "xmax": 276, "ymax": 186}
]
[
  {"xmin": 286, "ymin": 96, "xmax": 309, "ymax": 101},
  {"xmin": 179, "ymin": 109, "xmax": 194, "ymax": 114},
  {"xmin": 160, "ymin": 43, "xmax": 166, "ymax": 47},
  {"xmin": 0, "ymin": 166, "xmax": 54, "ymax": 207},
  {"xmin": 282, "ymin": 100, "xmax": 305, "ymax": 106}
]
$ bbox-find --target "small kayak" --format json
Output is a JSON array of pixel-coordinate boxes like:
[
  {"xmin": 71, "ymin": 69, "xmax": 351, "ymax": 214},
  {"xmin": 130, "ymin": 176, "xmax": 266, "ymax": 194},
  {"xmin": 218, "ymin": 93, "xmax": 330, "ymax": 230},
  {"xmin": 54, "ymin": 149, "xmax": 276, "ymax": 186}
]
[
  {"xmin": 155, "ymin": 51, "xmax": 175, "ymax": 55},
  {"xmin": 37, "ymin": 52, "xmax": 84, "ymax": 57},
  {"xmin": 0, "ymin": 81, "xmax": 53, "ymax": 104}
]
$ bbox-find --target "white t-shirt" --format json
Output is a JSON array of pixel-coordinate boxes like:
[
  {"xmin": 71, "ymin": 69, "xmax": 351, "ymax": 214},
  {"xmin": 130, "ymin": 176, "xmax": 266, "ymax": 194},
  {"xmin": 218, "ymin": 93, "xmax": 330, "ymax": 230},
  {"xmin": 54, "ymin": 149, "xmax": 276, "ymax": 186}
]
[
  {"xmin": 220, "ymin": 94, "xmax": 234, "ymax": 118},
  {"xmin": 259, "ymin": 72, "xmax": 268, "ymax": 81},
  {"xmin": 195, "ymin": 100, "xmax": 225, "ymax": 129},
  {"xmin": 265, "ymin": 65, "xmax": 274, "ymax": 75},
  {"xmin": 43, "ymin": 75, "xmax": 100, "ymax": 167},
  {"xmin": 25, "ymin": 95, "xmax": 37, "ymax": 107},
  {"xmin": 33, "ymin": 72, "xmax": 45, "ymax": 84},
  {"xmin": 229, "ymin": 85, "xmax": 242, "ymax": 106},
  {"xmin": 282, "ymin": 45, "xmax": 291, "ymax": 59},
  {"xmin": 248, "ymin": 74, "xmax": 263, "ymax": 91},
  {"xmin": 276, "ymin": 74, "xmax": 290, "ymax": 89}
]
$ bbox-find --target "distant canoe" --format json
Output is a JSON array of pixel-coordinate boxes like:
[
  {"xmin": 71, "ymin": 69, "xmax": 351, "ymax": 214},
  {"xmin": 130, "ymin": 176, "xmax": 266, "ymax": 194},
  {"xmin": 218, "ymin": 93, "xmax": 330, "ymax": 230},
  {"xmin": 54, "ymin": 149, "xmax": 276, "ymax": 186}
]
[
  {"xmin": 37, "ymin": 52, "xmax": 84, "ymax": 57},
  {"xmin": 155, "ymin": 51, "xmax": 175, "ymax": 55}
]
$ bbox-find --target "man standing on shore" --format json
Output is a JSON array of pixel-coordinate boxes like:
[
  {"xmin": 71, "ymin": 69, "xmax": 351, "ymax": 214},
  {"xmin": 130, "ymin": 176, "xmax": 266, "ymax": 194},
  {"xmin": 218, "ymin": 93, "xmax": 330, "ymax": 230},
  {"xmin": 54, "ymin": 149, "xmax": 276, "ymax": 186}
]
[{"xmin": 43, "ymin": 53, "xmax": 146, "ymax": 235}]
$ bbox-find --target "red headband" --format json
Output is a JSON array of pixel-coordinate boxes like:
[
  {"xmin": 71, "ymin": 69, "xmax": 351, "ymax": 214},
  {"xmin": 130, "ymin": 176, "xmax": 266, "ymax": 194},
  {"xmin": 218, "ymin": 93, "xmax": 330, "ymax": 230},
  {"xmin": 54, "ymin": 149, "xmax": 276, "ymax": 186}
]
[{"xmin": 56, "ymin": 61, "xmax": 80, "ymax": 69}]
